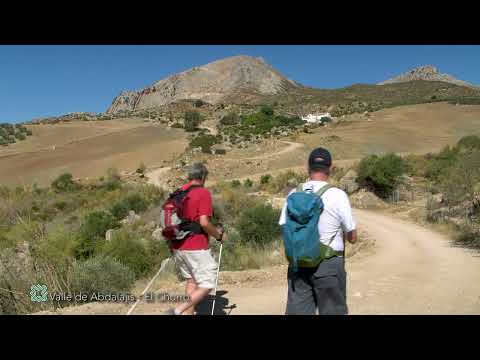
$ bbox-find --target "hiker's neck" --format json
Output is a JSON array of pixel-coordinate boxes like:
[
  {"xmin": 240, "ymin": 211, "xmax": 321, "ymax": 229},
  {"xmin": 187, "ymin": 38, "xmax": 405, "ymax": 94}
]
[
  {"xmin": 190, "ymin": 179, "xmax": 205, "ymax": 187},
  {"xmin": 309, "ymin": 172, "xmax": 329, "ymax": 182}
]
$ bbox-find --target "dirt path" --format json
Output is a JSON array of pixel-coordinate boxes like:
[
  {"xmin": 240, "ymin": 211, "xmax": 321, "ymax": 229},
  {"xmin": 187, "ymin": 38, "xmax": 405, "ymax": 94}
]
[
  {"xmin": 36, "ymin": 208, "xmax": 480, "ymax": 315},
  {"xmin": 218, "ymin": 209, "xmax": 480, "ymax": 315},
  {"xmin": 223, "ymin": 141, "xmax": 306, "ymax": 161}
]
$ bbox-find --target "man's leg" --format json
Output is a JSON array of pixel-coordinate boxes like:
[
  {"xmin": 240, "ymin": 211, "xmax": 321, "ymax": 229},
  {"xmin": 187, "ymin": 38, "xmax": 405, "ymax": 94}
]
[
  {"xmin": 286, "ymin": 267, "xmax": 317, "ymax": 315},
  {"xmin": 182, "ymin": 279, "xmax": 198, "ymax": 315},
  {"xmin": 175, "ymin": 249, "xmax": 217, "ymax": 315},
  {"xmin": 175, "ymin": 284, "xmax": 211, "ymax": 315},
  {"xmin": 312, "ymin": 257, "xmax": 348, "ymax": 315}
]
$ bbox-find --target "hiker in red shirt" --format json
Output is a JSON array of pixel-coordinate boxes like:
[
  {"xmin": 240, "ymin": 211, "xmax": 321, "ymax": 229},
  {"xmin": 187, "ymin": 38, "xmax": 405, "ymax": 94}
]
[{"xmin": 167, "ymin": 163, "xmax": 225, "ymax": 315}]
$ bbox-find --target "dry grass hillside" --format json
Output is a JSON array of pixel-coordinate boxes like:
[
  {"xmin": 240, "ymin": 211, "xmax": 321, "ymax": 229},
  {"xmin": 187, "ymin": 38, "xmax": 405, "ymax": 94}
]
[
  {"xmin": 191, "ymin": 102, "xmax": 480, "ymax": 184},
  {"xmin": 298, "ymin": 102, "xmax": 480, "ymax": 159},
  {"xmin": 2, "ymin": 102, "xmax": 480, "ymax": 188},
  {"xmin": 0, "ymin": 118, "xmax": 187, "ymax": 187}
]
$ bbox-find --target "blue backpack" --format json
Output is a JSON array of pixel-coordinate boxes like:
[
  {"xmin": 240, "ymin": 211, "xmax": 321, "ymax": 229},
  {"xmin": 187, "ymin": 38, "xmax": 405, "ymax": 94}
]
[{"xmin": 282, "ymin": 183, "xmax": 341, "ymax": 271}]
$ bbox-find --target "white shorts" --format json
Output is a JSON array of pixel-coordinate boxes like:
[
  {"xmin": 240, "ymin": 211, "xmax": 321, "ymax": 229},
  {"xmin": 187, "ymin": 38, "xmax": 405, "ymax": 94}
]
[{"xmin": 173, "ymin": 249, "xmax": 218, "ymax": 289}]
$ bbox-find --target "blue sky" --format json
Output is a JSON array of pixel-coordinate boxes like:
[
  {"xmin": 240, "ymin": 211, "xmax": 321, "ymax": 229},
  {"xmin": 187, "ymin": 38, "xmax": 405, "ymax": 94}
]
[{"xmin": 1, "ymin": 45, "xmax": 479, "ymax": 123}]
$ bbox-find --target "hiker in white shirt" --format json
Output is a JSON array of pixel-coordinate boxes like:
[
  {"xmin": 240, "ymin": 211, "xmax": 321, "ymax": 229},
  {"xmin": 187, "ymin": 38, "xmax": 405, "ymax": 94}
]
[{"xmin": 279, "ymin": 147, "xmax": 357, "ymax": 315}]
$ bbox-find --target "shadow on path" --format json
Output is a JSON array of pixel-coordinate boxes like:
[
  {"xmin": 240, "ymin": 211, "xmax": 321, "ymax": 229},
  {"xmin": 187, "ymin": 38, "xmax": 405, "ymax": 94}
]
[{"xmin": 196, "ymin": 290, "xmax": 237, "ymax": 315}]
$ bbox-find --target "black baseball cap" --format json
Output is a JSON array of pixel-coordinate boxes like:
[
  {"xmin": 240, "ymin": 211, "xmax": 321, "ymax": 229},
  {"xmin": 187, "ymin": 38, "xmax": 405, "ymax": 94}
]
[{"xmin": 308, "ymin": 147, "xmax": 332, "ymax": 170}]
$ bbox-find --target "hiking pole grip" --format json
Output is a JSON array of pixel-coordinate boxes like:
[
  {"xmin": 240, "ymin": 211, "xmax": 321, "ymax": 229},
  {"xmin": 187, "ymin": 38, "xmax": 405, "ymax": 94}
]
[{"xmin": 211, "ymin": 242, "xmax": 223, "ymax": 316}]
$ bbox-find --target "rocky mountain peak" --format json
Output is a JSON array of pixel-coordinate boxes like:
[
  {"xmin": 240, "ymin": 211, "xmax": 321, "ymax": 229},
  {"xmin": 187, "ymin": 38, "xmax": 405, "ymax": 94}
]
[{"xmin": 107, "ymin": 55, "xmax": 300, "ymax": 113}]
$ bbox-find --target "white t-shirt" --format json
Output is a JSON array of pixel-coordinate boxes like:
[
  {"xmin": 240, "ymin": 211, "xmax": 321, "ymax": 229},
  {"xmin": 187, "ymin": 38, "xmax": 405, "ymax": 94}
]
[{"xmin": 278, "ymin": 181, "xmax": 356, "ymax": 252}]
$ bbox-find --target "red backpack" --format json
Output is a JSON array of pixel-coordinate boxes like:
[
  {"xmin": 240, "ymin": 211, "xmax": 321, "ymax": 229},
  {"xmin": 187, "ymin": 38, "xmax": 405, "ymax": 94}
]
[{"xmin": 160, "ymin": 185, "xmax": 204, "ymax": 241}]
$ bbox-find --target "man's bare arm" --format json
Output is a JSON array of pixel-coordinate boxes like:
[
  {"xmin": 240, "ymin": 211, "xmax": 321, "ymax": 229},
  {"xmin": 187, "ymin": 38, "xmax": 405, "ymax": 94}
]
[
  {"xmin": 199, "ymin": 215, "xmax": 223, "ymax": 240},
  {"xmin": 345, "ymin": 229, "xmax": 357, "ymax": 244}
]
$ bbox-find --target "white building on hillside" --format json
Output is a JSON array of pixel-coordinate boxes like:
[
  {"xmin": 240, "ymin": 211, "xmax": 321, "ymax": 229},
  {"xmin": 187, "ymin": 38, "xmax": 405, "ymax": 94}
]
[{"xmin": 301, "ymin": 113, "xmax": 332, "ymax": 123}]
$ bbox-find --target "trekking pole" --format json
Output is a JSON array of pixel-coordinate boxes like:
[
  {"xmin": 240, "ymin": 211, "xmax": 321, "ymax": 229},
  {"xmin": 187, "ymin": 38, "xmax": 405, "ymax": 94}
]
[
  {"xmin": 126, "ymin": 257, "xmax": 171, "ymax": 315},
  {"xmin": 211, "ymin": 242, "xmax": 223, "ymax": 316}
]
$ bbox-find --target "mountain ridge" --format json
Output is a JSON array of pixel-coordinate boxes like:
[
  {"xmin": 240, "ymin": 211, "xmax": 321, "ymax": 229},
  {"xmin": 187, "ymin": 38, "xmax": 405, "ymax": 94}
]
[{"xmin": 378, "ymin": 65, "xmax": 476, "ymax": 88}]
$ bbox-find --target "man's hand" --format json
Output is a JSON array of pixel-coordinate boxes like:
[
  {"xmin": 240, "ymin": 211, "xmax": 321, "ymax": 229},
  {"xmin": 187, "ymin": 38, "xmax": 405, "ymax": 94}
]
[
  {"xmin": 199, "ymin": 215, "xmax": 224, "ymax": 241},
  {"xmin": 215, "ymin": 224, "xmax": 227, "ymax": 242},
  {"xmin": 345, "ymin": 229, "xmax": 357, "ymax": 244}
]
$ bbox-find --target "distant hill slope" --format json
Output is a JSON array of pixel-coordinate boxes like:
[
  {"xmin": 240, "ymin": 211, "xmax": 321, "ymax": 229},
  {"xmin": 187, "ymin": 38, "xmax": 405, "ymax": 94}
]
[
  {"xmin": 107, "ymin": 55, "xmax": 300, "ymax": 113},
  {"xmin": 265, "ymin": 80, "xmax": 480, "ymax": 117},
  {"xmin": 378, "ymin": 65, "xmax": 476, "ymax": 88}
]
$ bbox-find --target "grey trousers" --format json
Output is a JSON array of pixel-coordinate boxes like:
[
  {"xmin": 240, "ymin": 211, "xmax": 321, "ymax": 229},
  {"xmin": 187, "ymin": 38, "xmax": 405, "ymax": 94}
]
[{"xmin": 286, "ymin": 256, "xmax": 348, "ymax": 315}]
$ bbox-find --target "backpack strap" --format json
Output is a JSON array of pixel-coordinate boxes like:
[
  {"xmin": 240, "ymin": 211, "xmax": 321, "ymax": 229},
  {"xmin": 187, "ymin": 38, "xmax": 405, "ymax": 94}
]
[
  {"xmin": 295, "ymin": 183, "xmax": 304, "ymax": 193},
  {"xmin": 316, "ymin": 184, "xmax": 339, "ymax": 248},
  {"xmin": 315, "ymin": 184, "xmax": 334, "ymax": 198},
  {"xmin": 168, "ymin": 184, "xmax": 201, "ymax": 199}
]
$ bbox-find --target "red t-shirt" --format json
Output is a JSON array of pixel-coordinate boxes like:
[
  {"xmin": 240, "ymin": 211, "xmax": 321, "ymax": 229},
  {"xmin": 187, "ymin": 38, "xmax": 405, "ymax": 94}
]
[{"xmin": 170, "ymin": 181, "xmax": 213, "ymax": 250}]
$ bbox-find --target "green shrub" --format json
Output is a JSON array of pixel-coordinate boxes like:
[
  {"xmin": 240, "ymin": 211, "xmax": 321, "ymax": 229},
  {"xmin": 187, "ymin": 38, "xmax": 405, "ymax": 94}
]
[
  {"xmin": 75, "ymin": 211, "xmax": 118, "ymax": 259},
  {"xmin": 184, "ymin": 110, "xmax": 202, "ymax": 132},
  {"xmin": 230, "ymin": 179, "xmax": 241, "ymax": 188},
  {"xmin": 35, "ymin": 226, "xmax": 77, "ymax": 269},
  {"xmin": 260, "ymin": 174, "xmax": 272, "ymax": 185},
  {"xmin": 110, "ymin": 194, "xmax": 148, "ymax": 221},
  {"xmin": 356, "ymin": 153, "xmax": 407, "ymax": 198},
  {"xmin": 425, "ymin": 146, "xmax": 457, "ymax": 182},
  {"xmin": 454, "ymin": 223, "xmax": 480, "ymax": 250},
  {"xmin": 438, "ymin": 151, "xmax": 480, "ymax": 205},
  {"xmin": 219, "ymin": 232, "xmax": 262, "ymax": 271},
  {"xmin": 171, "ymin": 122, "xmax": 183, "ymax": 129},
  {"xmin": 138, "ymin": 184, "xmax": 165, "ymax": 207},
  {"xmin": 260, "ymin": 105, "xmax": 274, "ymax": 116},
  {"xmin": 102, "ymin": 167, "xmax": 121, "ymax": 191},
  {"xmin": 265, "ymin": 170, "xmax": 305, "ymax": 194},
  {"xmin": 243, "ymin": 178, "xmax": 253, "ymax": 188},
  {"xmin": 110, "ymin": 201, "xmax": 130, "ymax": 221},
  {"xmin": 51, "ymin": 173, "xmax": 79, "ymax": 192},
  {"xmin": 212, "ymin": 186, "xmax": 258, "ymax": 224},
  {"xmin": 190, "ymin": 134, "xmax": 220, "ymax": 153},
  {"xmin": 214, "ymin": 148, "xmax": 226, "ymax": 155},
  {"xmin": 220, "ymin": 112, "xmax": 240, "ymax": 126},
  {"xmin": 102, "ymin": 229, "xmax": 154, "ymax": 277},
  {"xmin": 53, "ymin": 201, "xmax": 68, "ymax": 211},
  {"xmin": 14, "ymin": 132, "xmax": 26, "ymax": 141},
  {"xmin": 237, "ymin": 204, "xmax": 281, "ymax": 246},
  {"xmin": 216, "ymin": 236, "xmax": 285, "ymax": 271},
  {"xmin": 70, "ymin": 256, "xmax": 135, "ymax": 298},
  {"xmin": 457, "ymin": 135, "xmax": 480, "ymax": 151},
  {"xmin": 404, "ymin": 154, "xmax": 430, "ymax": 177},
  {"xmin": 2, "ymin": 124, "xmax": 14, "ymax": 135},
  {"xmin": 422, "ymin": 136, "xmax": 480, "ymax": 206},
  {"xmin": 233, "ymin": 111, "xmax": 304, "ymax": 139}
]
